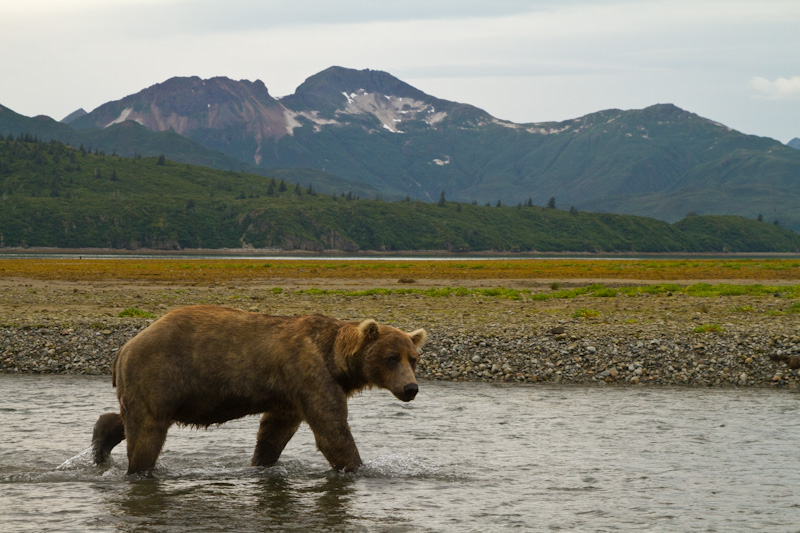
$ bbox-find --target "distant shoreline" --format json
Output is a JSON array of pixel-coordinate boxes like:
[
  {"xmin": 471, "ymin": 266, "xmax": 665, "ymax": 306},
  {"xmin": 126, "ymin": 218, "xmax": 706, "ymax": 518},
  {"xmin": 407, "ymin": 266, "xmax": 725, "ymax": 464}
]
[{"xmin": 3, "ymin": 247, "xmax": 800, "ymax": 260}]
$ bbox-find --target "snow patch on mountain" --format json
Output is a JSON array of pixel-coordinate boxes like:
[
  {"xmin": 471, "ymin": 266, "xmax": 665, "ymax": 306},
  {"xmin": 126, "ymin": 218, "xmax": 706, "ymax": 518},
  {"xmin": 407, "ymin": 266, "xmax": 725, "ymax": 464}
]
[
  {"xmin": 526, "ymin": 124, "xmax": 572, "ymax": 135},
  {"xmin": 106, "ymin": 107, "xmax": 135, "ymax": 128},
  {"xmin": 283, "ymin": 108, "xmax": 303, "ymax": 135},
  {"xmin": 339, "ymin": 90, "xmax": 446, "ymax": 130},
  {"xmin": 490, "ymin": 118, "xmax": 572, "ymax": 135},
  {"xmin": 285, "ymin": 109, "xmax": 340, "ymax": 134},
  {"xmin": 282, "ymin": 89, "xmax": 448, "ymax": 134}
]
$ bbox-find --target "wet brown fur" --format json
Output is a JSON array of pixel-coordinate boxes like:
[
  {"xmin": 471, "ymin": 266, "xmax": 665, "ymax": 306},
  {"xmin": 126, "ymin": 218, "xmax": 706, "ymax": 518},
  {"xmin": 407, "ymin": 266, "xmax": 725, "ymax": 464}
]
[{"xmin": 90, "ymin": 305, "xmax": 426, "ymax": 475}]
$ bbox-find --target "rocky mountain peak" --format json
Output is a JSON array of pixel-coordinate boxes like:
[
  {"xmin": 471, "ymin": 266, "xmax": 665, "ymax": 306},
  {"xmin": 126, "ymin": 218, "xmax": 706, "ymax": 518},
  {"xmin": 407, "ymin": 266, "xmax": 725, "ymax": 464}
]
[
  {"xmin": 61, "ymin": 108, "xmax": 87, "ymax": 124},
  {"xmin": 280, "ymin": 66, "xmax": 488, "ymax": 129},
  {"xmin": 72, "ymin": 75, "xmax": 279, "ymax": 131},
  {"xmin": 282, "ymin": 67, "xmax": 432, "ymax": 114},
  {"xmin": 69, "ymin": 76, "xmax": 289, "ymax": 165}
]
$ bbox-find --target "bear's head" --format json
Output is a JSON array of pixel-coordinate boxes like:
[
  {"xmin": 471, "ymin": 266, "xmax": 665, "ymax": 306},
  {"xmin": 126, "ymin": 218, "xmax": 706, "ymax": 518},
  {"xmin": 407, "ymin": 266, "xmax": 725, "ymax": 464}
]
[{"xmin": 335, "ymin": 319, "xmax": 427, "ymax": 402}]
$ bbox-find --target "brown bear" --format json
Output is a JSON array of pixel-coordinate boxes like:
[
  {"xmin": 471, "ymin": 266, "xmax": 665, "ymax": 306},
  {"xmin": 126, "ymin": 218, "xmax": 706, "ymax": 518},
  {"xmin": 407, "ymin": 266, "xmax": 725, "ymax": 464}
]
[{"xmin": 90, "ymin": 305, "xmax": 426, "ymax": 475}]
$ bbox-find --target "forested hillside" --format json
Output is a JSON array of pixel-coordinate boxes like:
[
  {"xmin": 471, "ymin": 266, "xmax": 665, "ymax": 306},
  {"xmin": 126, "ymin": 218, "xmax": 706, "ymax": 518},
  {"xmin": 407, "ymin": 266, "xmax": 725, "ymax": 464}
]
[{"xmin": 1, "ymin": 136, "xmax": 799, "ymax": 252}]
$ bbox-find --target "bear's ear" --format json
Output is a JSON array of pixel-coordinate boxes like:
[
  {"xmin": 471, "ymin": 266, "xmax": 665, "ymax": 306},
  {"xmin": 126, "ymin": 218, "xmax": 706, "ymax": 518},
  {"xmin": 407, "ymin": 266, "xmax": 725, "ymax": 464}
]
[
  {"xmin": 408, "ymin": 328, "xmax": 427, "ymax": 348},
  {"xmin": 335, "ymin": 319, "xmax": 380, "ymax": 359},
  {"xmin": 359, "ymin": 318, "xmax": 380, "ymax": 342}
]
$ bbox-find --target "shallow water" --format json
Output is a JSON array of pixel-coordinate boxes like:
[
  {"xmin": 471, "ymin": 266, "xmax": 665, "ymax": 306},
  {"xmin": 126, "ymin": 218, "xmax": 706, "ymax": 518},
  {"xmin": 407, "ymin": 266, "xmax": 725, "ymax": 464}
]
[{"xmin": 1, "ymin": 375, "xmax": 799, "ymax": 532}]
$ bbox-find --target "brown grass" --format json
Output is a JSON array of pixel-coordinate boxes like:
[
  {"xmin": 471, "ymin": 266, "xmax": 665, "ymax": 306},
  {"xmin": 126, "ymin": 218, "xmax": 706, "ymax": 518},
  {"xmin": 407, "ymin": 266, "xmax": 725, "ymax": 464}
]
[{"xmin": 1, "ymin": 258, "xmax": 799, "ymax": 284}]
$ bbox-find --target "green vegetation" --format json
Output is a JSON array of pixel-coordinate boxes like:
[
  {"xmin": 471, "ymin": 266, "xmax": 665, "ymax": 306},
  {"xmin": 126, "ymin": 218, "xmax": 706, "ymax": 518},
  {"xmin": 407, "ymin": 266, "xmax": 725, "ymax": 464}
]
[
  {"xmin": 692, "ymin": 324, "xmax": 725, "ymax": 334},
  {"xmin": 250, "ymin": 282, "xmax": 795, "ymax": 303},
  {"xmin": 529, "ymin": 283, "xmax": 800, "ymax": 301},
  {"xmin": 117, "ymin": 307, "xmax": 156, "ymax": 318},
  {"xmin": 295, "ymin": 286, "xmax": 529, "ymax": 299},
  {"xmin": 1, "ymin": 136, "xmax": 800, "ymax": 252},
  {"xmin": 110, "ymin": 283, "xmax": 800, "ymax": 303}
]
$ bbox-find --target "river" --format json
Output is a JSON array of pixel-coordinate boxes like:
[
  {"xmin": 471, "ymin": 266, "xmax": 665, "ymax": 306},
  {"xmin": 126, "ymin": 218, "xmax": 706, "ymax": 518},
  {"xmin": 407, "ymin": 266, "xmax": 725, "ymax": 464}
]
[{"xmin": 1, "ymin": 375, "xmax": 798, "ymax": 532}]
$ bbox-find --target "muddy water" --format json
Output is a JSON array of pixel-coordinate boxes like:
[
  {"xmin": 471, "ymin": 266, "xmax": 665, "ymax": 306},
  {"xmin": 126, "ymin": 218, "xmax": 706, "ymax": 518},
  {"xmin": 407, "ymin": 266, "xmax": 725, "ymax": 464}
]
[{"xmin": 1, "ymin": 375, "xmax": 799, "ymax": 531}]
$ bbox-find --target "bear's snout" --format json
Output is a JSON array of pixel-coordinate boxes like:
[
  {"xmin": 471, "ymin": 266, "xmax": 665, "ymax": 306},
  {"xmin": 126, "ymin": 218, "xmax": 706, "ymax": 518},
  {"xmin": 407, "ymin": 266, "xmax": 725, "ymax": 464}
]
[{"xmin": 402, "ymin": 383, "xmax": 418, "ymax": 401}]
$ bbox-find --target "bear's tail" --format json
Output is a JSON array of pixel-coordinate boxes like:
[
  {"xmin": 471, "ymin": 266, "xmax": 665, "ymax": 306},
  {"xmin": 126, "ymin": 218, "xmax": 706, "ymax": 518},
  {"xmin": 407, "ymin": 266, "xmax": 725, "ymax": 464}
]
[
  {"xmin": 91, "ymin": 412, "xmax": 125, "ymax": 465},
  {"xmin": 769, "ymin": 353, "xmax": 800, "ymax": 369}
]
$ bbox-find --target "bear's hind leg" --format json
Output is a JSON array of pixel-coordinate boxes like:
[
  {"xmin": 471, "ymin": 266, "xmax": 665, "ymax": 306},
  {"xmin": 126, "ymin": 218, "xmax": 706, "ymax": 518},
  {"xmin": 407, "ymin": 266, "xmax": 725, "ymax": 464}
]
[
  {"xmin": 91, "ymin": 412, "xmax": 125, "ymax": 464},
  {"xmin": 251, "ymin": 410, "xmax": 302, "ymax": 467},
  {"xmin": 124, "ymin": 414, "xmax": 171, "ymax": 475}
]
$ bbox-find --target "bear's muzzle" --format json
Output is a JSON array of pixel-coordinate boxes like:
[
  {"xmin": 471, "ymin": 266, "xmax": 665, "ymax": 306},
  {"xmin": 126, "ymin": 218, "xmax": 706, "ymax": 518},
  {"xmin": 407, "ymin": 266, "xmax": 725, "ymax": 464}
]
[{"xmin": 400, "ymin": 382, "xmax": 418, "ymax": 402}]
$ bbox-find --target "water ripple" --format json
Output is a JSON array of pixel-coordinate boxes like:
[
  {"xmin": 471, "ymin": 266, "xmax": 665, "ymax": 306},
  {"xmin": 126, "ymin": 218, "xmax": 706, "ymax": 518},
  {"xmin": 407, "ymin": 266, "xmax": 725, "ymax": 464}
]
[{"xmin": 2, "ymin": 376, "xmax": 800, "ymax": 531}]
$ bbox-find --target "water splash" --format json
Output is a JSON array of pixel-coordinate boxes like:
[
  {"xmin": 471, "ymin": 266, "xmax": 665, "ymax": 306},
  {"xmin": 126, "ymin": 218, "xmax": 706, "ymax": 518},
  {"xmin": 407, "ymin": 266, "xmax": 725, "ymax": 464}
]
[
  {"xmin": 359, "ymin": 453, "xmax": 464, "ymax": 481},
  {"xmin": 56, "ymin": 446, "xmax": 98, "ymax": 471}
]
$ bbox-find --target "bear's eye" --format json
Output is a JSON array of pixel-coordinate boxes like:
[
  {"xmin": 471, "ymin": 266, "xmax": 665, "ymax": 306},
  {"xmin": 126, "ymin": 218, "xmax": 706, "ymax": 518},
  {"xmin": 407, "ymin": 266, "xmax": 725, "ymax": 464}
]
[
  {"xmin": 409, "ymin": 357, "xmax": 418, "ymax": 370},
  {"xmin": 386, "ymin": 354, "xmax": 400, "ymax": 366}
]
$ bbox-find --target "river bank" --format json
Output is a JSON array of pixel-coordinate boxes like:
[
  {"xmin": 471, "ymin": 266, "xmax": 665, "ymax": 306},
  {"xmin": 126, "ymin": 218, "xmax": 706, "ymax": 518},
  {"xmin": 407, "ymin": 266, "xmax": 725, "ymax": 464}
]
[{"xmin": 1, "ymin": 277, "xmax": 798, "ymax": 388}]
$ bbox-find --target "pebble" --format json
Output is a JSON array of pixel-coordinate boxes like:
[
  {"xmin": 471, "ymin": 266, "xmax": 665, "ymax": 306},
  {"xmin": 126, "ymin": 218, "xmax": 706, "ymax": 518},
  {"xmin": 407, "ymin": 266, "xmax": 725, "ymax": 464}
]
[
  {"xmin": 415, "ymin": 321, "xmax": 800, "ymax": 388},
  {"xmin": 1, "ymin": 283, "xmax": 799, "ymax": 389}
]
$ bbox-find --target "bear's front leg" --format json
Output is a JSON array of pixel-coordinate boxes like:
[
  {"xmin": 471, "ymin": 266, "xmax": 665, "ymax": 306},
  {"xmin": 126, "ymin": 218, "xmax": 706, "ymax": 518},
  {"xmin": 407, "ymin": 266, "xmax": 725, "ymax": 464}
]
[
  {"xmin": 251, "ymin": 410, "xmax": 302, "ymax": 467},
  {"xmin": 302, "ymin": 400, "xmax": 363, "ymax": 472},
  {"xmin": 312, "ymin": 423, "xmax": 363, "ymax": 472}
]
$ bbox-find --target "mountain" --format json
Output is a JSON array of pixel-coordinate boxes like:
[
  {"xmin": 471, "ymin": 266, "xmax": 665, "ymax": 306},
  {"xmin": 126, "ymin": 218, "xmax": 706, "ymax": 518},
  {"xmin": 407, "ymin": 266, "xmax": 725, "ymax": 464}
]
[
  {"xmin": 788, "ymin": 138, "xmax": 800, "ymax": 150},
  {"xmin": 4, "ymin": 67, "xmax": 800, "ymax": 232},
  {"xmin": 0, "ymin": 104, "xmax": 81, "ymax": 145},
  {"xmin": 3, "ymin": 136, "xmax": 799, "ymax": 252},
  {"xmin": 280, "ymin": 66, "xmax": 489, "ymax": 126},
  {"xmin": 70, "ymin": 76, "xmax": 289, "ymax": 166},
  {"xmin": 0, "ymin": 101, "xmax": 384, "ymax": 200},
  {"xmin": 61, "ymin": 108, "xmax": 87, "ymax": 124},
  {"xmin": 68, "ymin": 68, "xmax": 489, "ymax": 171}
]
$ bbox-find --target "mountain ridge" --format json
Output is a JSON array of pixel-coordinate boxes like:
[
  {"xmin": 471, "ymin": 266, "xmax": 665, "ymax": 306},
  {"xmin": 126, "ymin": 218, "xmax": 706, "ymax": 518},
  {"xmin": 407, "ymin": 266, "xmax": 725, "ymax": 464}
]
[{"xmin": 3, "ymin": 66, "xmax": 800, "ymax": 231}]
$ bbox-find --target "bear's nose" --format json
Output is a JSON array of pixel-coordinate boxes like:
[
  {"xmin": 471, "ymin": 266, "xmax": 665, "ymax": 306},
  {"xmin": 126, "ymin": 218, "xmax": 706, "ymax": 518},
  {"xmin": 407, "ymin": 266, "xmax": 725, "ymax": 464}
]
[{"xmin": 403, "ymin": 383, "xmax": 418, "ymax": 399}]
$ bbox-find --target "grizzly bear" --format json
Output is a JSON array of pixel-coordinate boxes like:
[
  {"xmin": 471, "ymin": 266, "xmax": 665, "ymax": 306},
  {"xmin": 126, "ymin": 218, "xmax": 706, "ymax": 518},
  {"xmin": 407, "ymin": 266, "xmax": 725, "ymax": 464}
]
[{"xmin": 90, "ymin": 305, "xmax": 427, "ymax": 475}]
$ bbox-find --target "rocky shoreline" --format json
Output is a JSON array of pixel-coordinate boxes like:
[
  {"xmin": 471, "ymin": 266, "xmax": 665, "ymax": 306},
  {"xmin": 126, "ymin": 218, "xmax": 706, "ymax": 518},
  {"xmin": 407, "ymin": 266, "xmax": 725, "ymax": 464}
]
[{"xmin": 1, "ymin": 279, "xmax": 799, "ymax": 388}]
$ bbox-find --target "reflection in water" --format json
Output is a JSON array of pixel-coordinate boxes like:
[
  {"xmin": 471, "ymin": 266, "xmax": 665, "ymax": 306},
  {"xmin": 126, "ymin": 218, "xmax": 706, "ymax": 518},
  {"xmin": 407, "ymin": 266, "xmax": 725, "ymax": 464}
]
[
  {"xmin": 91, "ymin": 466, "xmax": 367, "ymax": 531},
  {"xmin": 2, "ymin": 376, "xmax": 800, "ymax": 532},
  {"xmin": 306, "ymin": 475, "xmax": 359, "ymax": 530},
  {"xmin": 256, "ymin": 473, "xmax": 298, "ymax": 524},
  {"xmin": 117, "ymin": 480, "xmax": 171, "ymax": 527}
]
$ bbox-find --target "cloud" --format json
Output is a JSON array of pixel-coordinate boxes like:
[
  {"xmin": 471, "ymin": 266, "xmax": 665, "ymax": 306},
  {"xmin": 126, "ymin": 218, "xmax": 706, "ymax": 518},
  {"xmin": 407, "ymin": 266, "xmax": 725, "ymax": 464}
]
[{"xmin": 750, "ymin": 76, "xmax": 800, "ymax": 100}]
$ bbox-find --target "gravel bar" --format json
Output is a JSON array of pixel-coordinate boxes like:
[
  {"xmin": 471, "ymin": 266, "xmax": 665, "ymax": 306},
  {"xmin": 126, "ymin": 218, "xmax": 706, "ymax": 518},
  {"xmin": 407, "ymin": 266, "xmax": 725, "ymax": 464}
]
[{"xmin": 1, "ymin": 280, "xmax": 799, "ymax": 388}]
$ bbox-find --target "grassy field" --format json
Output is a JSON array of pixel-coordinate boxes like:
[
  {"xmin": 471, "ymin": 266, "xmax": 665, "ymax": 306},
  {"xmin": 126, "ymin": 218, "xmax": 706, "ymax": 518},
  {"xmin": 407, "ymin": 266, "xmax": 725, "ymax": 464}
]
[{"xmin": 1, "ymin": 257, "xmax": 800, "ymax": 284}]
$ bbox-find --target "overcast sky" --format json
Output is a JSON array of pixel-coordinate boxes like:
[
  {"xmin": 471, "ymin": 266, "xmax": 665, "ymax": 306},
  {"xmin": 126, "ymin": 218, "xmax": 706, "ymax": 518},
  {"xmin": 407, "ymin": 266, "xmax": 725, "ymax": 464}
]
[{"xmin": 2, "ymin": 0, "xmax": 798, "ymax": 142}]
